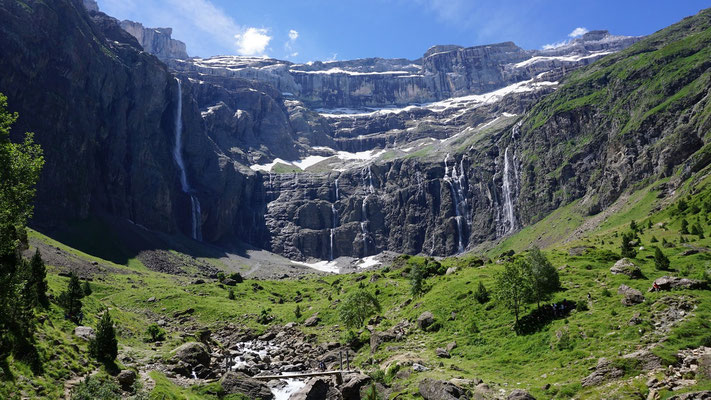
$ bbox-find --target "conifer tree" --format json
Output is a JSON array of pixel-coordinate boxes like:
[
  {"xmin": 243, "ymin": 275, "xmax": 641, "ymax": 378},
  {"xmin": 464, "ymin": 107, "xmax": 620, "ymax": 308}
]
[
  {"xmin": 59, "ymin": 272, "xmax": 85, "ymax": 323},
  {"xmin": 28, "ymin": 248, "xmax": 49, "ymax": 307},
  {"xmin": 90, "ymin": 311, "xmax": 118, "ymax": 364}
]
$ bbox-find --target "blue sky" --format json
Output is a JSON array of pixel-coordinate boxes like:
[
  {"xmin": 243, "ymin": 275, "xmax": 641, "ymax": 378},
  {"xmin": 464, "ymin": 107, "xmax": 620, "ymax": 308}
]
[{"xmin": 96, "ymin": 0, "xmax": 710, "ymax": 62}]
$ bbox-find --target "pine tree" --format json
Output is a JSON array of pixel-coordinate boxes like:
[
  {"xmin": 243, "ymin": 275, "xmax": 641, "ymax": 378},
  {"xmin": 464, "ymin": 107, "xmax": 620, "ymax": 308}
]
[
  {"xmin": 620, "ymin": 232, "xmax": 637, "ymax": 258},
  {"xmin": 474, "ymin": 281, "xmax": 490, "ymax": 304},
  {"xmin": 82, "ymin": 280, "xmax": 92, "ymax": 296},
  {"xmin": 691, "ymin": 223, "xmax": 705, "ymax": 239},
  {"xmin": 28, "ymin": 248, "xmax": 49, "ymax": 307},
  {"xmin": 681, "ymin": 218, "xmax": 689, "ymax": 234},
  {"xmin": 90, "ymin": 311, "xmax": 118, "ymax": 364},
  {"xmin": 654, "ymin": 247, "xmax": 670, "ymax": 271},
  {"xmin": 59, "ymin": 272, "xmax": 85, "ymax": 323},
  {"xmin": 294, "ymin": 304, "xmax": 302, "ymax": 319}
]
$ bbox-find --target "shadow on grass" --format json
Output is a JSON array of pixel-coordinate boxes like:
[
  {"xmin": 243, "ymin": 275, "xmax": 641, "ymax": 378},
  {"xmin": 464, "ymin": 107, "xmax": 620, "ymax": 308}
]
[{"xmin": 515, "ymin": 299, "xmax": 578, "ymax": 335}]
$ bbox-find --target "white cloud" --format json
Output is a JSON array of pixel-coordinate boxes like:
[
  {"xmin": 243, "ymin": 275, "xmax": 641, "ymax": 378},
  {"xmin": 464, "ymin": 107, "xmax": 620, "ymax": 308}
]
[
  {"xmin": 290, "ymin": 52, "xmax": 299, "ymax": 57},
  {"xmin": 235, "ymin": 27, "xmax": 272, "ymax": 56},
  {"xmin": 568, "ymin": 27, "xmax": 589, "ymax": 38},
  {"xmin": 288, "ymin": 29, "xmax": 299, "ymax": 41}
]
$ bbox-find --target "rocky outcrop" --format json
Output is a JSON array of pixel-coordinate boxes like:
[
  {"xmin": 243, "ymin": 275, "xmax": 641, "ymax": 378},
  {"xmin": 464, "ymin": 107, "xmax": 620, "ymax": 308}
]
[
  {"xmin": 220, "ymin": 371, "xmax": 274, "ymax": 400},
  {"xmin": 581, "ymin": 358, "xmax": 625, "ymax": 387},
  {"xmin": 418, "ymin": 378, "xmax": 469, "ymax": 400},
  {"xmin": 120, "ymin": 20, "xmax": 188, "ymax": 60},
  {"xmin": 650, "ymin": 276, "xmax": 709, "ymax": 291},
  {"xmin": 610, "ymin": 258, "xmax": 642, "ymax": 278}
]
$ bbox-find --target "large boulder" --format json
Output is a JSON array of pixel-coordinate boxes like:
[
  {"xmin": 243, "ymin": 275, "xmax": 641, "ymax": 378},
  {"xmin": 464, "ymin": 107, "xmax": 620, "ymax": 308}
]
[
  {"xmin": 507, "ymin": 389, "xmax": 536, "ymax": 400},
  {"xmin": 417, "ymin": 311, "xmax": 435, "ymax": 331},
  {"xmin": 610, "ymin": 258, "xmax": 642, "ymax": 279},
  {"xmin": 171, "ymin": 342, "xmax": 211, "ymax": 368},
  {"xmin": 74, "ymin": 326, "xmax": 95, "ymax": 341},
  {"xmin": 289, "ymin": 378, "xmax": 330, "ymax": 400},
  {"xmin": 419, "ymin": 378, "xmax": 469, "ymax": 400},
  {"xmin": 340, "ymin": 373, "xmax": 371, "ymax": 400},
  {"xmin": 618, "ymin": 284, "xmax": 644, "ymax": 306},
  {"xmin": 220, "ymin": 371, "xmax": 273, "ymax": 400},
  {"xmin": 304, "ymin": 313, "xmax": 321, "ymax": 327},
  {"xmin": 117, "ymin": 370, "xmax": 137, "ymax": 390},
  {"xmin": 649, "ymin": 276, "xmax": 709, "ymax": 292}
]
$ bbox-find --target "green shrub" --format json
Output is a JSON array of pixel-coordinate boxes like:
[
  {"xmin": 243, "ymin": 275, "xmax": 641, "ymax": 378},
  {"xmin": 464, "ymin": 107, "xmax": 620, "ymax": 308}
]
[
  {"xmin": 71, "ymin": 376, "xmax": 121, "ymax": 400},
  {"xmin": 145, "ymin": 324, "xmax": 166, "ymax": 343},
  {"xmin": 474, "ymin": 281, "xmax": 490, "ymax": 304}
]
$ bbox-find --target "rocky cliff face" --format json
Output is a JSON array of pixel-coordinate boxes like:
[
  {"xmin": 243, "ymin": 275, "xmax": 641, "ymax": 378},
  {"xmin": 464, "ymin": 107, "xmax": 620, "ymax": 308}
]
[
  {"xmin": 170, "ymin": 31, "xmax": 638, "ymax": 109},
  {"xmin": 3, "ymin": 0, "xmax": 709, "ymax": 264},
  {"xmin": 120, "ymin": 20, "xmax": 189, "ymax": 61},
  {"xmin": 0, "ymin": 0, "xmax": 266, "ymax": 246}
]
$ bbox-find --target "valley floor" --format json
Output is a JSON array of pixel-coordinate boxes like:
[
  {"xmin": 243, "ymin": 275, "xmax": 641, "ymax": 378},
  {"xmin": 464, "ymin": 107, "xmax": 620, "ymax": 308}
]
[{"xmin": 4, "ymin": 173, "xmax": 711, "ymax": 400}]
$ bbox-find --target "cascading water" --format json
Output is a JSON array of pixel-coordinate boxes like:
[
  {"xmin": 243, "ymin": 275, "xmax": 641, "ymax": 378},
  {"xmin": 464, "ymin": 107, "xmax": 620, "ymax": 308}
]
[
  {"xmin": 497, "ymin": 121, "xmax": 522, "ymax": 237},
  {"xmin": 173, "ymin": 78, "xmax": 202, "ymax": 241},
  {"xmin": 361, "ymin": 194, "xmax": 370, "ymax": 256},
  {"xmin": 334, "ymin": 178, "xmax": 339, "ymax": 200},
  {"xmin": 443, "ymin": 154, "xmax": 469, "ymax": 253},
  {"xmin": 330, "ymin": 203, "xmax": 338, "ymax": 260}
]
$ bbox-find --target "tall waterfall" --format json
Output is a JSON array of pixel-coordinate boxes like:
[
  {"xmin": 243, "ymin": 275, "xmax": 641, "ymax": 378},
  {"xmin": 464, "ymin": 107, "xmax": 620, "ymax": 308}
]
[
  {"xmin": 361, "ymin": 194, "xmax": 370, "ymax": 256},
  {"xmin": 497, "ymin": 121, "xmax": 522, "ymax": 237},
  {"xmin": 330, "ymin": 204, "xmax": 338, "ymax": 260},
  {"xmin": 444, "ymin": 154, "xmax": 469, "ymax": 253},
  {"xmin": 173, "ymin": 78, "xmax": 202, "ymax": 241},
  {"xmin": 334, "ymin": 178, "xmax": 339, "ymax": 200}
]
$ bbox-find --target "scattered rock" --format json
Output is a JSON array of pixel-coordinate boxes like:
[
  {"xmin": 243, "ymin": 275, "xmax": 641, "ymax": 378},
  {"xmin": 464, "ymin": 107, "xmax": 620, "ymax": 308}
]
[
  {"xmin": 146, "ymin": 296, "xmax": 156, "ymax": 302},
  {"xmin": 435, "ymin": 348, "xmax": 451, "ymax": 358},
  {"xmin": 221, "ymin": 371, "xmax": 274, "ymax": 400},
  {"xmin": 445, "ymin": 267, "xmax": 457, "ymax": 275},
  {"xmin": 628, "ymin": 313, "xmax": 643, "ymax": 326},
  {"xmin": 581, "ymin": 358, "xmax": 625, "ymax": 387},
  {"xmin": 117, "ymin": 370, "xmax": 137, "ymax": 390},
  {"xmin": 610, "ymin": 258, "xmax": 642, "ymax": 279},
  {"xmin": 74, "ymin": 326, "xmax": 95, "ymax": 341},
  {"xmin": 446, "ymin": 341, "xmax": 457, "ymax": 352},
  {"xmin": 413, "ymin": 363, "xmax": 430, "ymax": 372},
  {"xmin": 223, "ymin": 278, "xmax": 237, "ymax": 286},
  {"xmin": 618, "ymin": 284, "xmax": 645, "ymax": 306},
  {"xmin": 417, "ymin": 311, "xmax": 435, "ymax": 330},
  {"xmin": 507, "ymin": 389, "xmax": 536, "ymax": 400},
  {"xmin": 668, "ymin": 391, "xmax": 711, "ymax": 400},
  {"xmin": 649, "ymin": 276, "xmax": 709, "ymax": 292},
  {"xmin": 304, "ymin": 313, "xmax": 321, "ymax": 327},
  {"xmin": 419, "ymin": 378, "xmax": 469, "ymax": 400}
]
